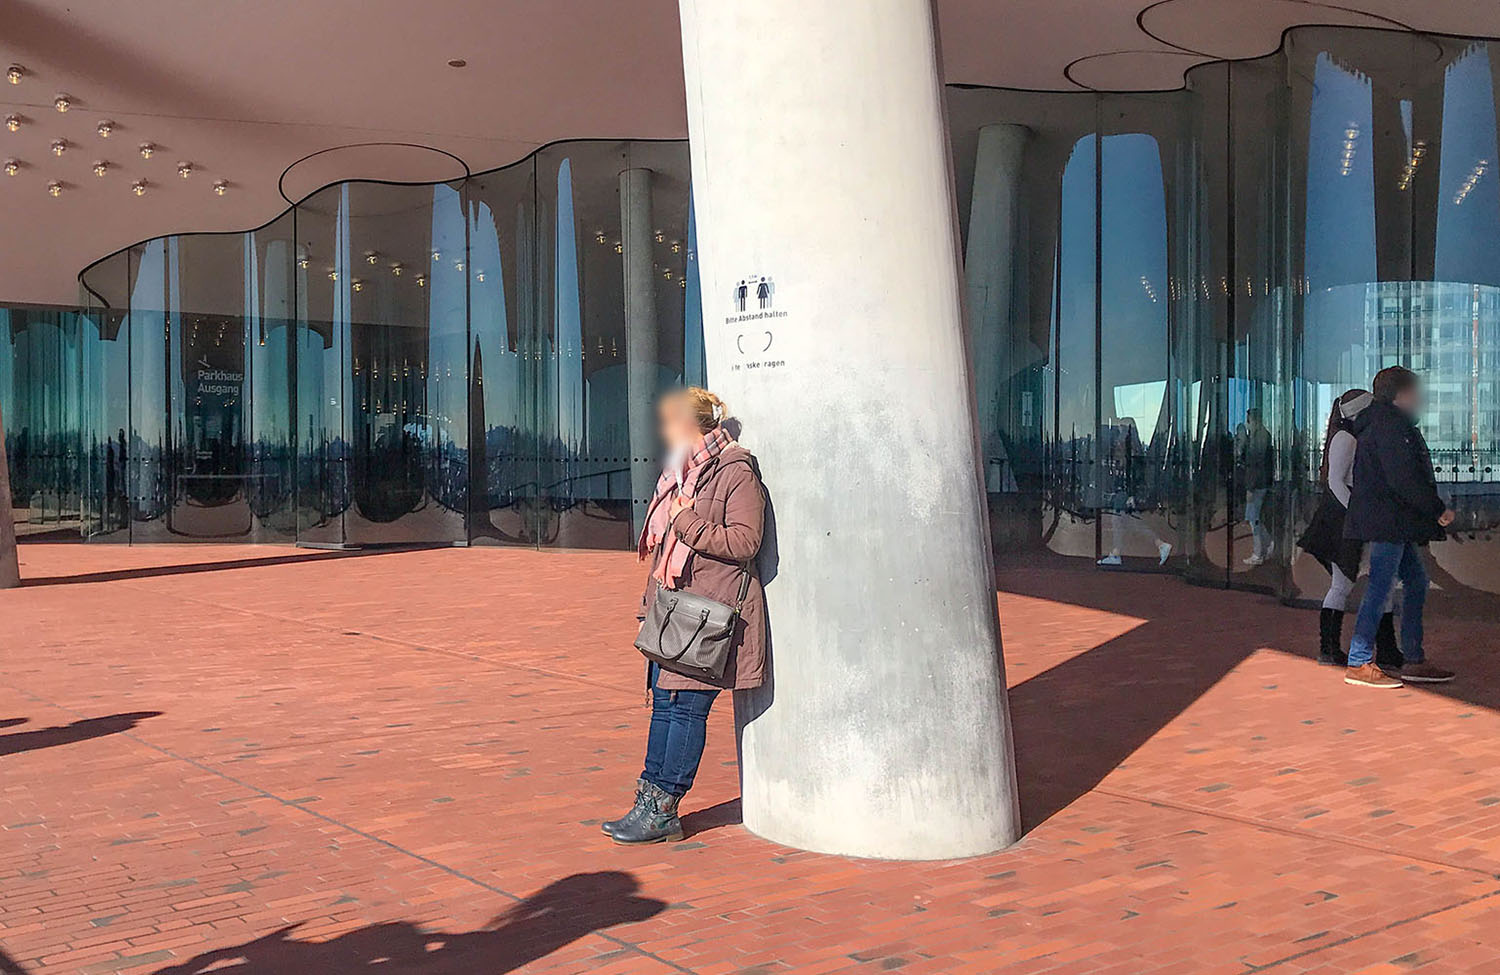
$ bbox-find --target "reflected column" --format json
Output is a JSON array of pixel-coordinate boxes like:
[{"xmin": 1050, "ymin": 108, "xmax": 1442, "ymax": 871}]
[
  {"xmin": 679, "ymin": 0, "xmax": 1020, "ymax": 858},
  {"xmin": 621, "ymin": 168, "xmax": 661, "ymax": 539},
  {"xmin": 0, "ymin": 402, "xmax": 18, "ymax": 587},
  {"xmin": 966, "ymin": 124, "xmax": 1028, "ymax": 496}
]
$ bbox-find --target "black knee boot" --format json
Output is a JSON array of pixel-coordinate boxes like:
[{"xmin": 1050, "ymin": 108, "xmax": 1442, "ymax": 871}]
[
  {"xmin": 600, "ymin": 779, "xmax": 649, "ymax": 837},
  {"xmin": 1318, "ymin": 609, "xmax": 1347, "ymax": 666},
  {"xmin": 1375, "ymin": 612, "xmax": 1404, "ymax": 672},
  {"xmin": 611, "ymin": 781, "xmax": 684, "ymax": 845}
]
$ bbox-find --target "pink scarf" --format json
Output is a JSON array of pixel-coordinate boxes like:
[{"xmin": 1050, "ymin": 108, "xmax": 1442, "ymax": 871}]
[{"xmin": 638, "ymin": 426, "xmax": 735, "ymax": 589}]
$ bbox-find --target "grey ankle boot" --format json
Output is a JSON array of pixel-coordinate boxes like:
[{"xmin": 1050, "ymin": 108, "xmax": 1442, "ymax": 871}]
[
  {"xmin": 600, "ymin": 779, "xmax": 649, "ymax": 837},
  {"xmin": 610, "ymin": 780, "xmax": 684, "ymax": 845}
]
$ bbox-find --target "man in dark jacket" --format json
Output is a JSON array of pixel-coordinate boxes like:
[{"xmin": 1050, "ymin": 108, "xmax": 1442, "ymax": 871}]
[{"xmin": 1342, "ymin": 366, "xmax": 1455, "ymax": 687}]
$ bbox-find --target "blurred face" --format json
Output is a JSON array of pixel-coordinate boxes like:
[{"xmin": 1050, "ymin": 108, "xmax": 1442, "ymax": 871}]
[
  {"xmin": 658, "ymin": 397, "xmax": 703, "ymax": 453},
  {"xmin": 1393, "ymin": 382, "xmax": 1423, "ymax": 416}
]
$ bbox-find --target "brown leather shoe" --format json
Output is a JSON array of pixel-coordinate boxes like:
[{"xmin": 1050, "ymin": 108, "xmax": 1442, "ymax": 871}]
[
  {"xmin": 1400, "ymin": 662, "xmax": 1455, "ymax": 684},
  {"xmin": 1345, "ymin": 662, "xmax": 1402, "ymax": 688}
]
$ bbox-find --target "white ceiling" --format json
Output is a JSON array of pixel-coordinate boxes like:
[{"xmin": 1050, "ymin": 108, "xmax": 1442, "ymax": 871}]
[{"xmin": 4, "ymin": 0, "xmax": 1500, "ymax": 306}]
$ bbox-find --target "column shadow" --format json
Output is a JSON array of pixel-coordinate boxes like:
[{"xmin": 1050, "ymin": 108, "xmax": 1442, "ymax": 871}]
[
  {"xmin": 1000, "ymin": 564, "xmax": 1500, "ymax": 833},
  {"xmin": 0, "ymin": 712, "xmax": 162, "ymax": 758},
  {"xmin": 0, "ymin": 945, "xmax": 27, "ymax": 974},
  {"xmin": 150, "ymin": 872, "xmax": 666, "ymax": 974}
]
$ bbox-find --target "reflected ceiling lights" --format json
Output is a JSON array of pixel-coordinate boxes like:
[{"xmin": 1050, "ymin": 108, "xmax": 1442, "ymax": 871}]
[
  {"xmin": 1339, "ymin": 122, "xmax": 1359, "ymax": 177},
  {"xmin": 5, "ymin": 65, "xmax": 22, "ymax": 85},
  {"xmin": 139, "ymin": 143, "xmax": 154, "ymax": 159},
  {"xmin": 297, "ymin": 257, "xmax": 310, "ymax": 269},
  {"xmin": 131, "ymin": 179, "xmax": 147, "ymax": 196},
  {"xmin": 595, "ymin": 230, "xmax": 607, "ymax": 245},
  {"xmin": 391, "ymin": 263, "xmax": 403, "ymax": 277},
  {"xmin": 1397, "ymin": 141, "xmax": 1427, "ymax": 192},
  {"xmin": 4, "ymin": 115, "xmax": 19, "ymax": 132},
  {"xmin": 415, "ymin": 274, "xmax": 427, "ymax": 288},
  {"xmin": 53, "ymin": 94, "xmax": 71, "ymax": 113},
  {"xmin": 1454, "ymin": 160, "xmax": 1489, "ymax": 206},
  {"xmin": 365, "ymin": 251, "xmax": 379, "ymax": 265},
  {"xmin": 96, "ymin": 120, "xmax": 114, "ymax": 138}
]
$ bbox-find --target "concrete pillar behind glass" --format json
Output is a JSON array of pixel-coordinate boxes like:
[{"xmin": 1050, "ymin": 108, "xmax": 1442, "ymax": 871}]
[
  {"xmin": 966, "ymin": 124, "xmax": 1028, "ymax": 493},
  {"xmin": 621, "ymin": 168, "xmax": 661, "ymax": 539},
  {"xmin": 678, "ymin": 0, "xmax": 1021, "ymax": 859},
  {"xmin": 0, "ymin": 403, "xmax": 19, "ymax": 588}
]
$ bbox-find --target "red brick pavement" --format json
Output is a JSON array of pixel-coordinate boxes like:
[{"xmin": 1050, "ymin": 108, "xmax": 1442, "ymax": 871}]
[{"xmin": 2, "ymin": 543, "xmax": 1500, "ymax": 974}]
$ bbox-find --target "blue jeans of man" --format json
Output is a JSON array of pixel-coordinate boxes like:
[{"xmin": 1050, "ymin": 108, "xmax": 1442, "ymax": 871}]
[
  {"xmin": 642, "ymin": 664, "xmax": 720, "ymax": 797},
  {"xmin": 1348, "ymin": 542, "xmax": 1428, "ymax": 667}
]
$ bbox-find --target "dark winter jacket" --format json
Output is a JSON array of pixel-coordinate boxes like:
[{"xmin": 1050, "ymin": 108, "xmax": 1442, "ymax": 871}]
[{"xmin": 1343, "ymin": 401, "xmax": 1446, "ymax": 544}]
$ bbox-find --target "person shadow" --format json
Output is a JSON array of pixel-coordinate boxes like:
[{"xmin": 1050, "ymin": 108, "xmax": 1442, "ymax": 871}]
[
  {"xmin": 0, "ymin": 712, "xmax": 161, "ymax": 758},
  {"xmin": 149, "ymin": 871, "xmax": 665, "ymax": 974}
]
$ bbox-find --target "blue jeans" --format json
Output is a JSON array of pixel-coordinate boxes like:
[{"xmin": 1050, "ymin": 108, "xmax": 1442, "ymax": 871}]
[
  {"xmin": 1348, "ymin": 542, "xmax": 1428, "ymax": 667},
  {"xmin": 642, "ymin": 665, "xmax": 720, "ymax": 797},
  {"xmin": 1245, "ymin": 488, "xmax": 1270, "ymax": 558}
]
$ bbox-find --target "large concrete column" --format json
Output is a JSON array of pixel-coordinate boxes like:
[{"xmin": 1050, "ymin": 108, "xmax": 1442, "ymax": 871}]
[
  {"xmin": 0, "ymin": 403, "xmax": 19, "ymax": 588},
  {"xmin": 679, "ymin": 0, "xmax": 1020, "ymax": 858},
  {"xmin": 621, "ymin": 168, "xmax": 660, "ymax": 538}
]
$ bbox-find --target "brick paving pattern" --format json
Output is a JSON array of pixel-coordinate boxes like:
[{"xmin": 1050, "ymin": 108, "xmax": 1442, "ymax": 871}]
[{"xmin": 2, "ymin": 543, "xmax": 1499, "ymax": 973}]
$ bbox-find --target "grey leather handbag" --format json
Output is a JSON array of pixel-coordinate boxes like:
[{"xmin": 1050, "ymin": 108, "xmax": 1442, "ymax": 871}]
[{"xmin": 635, "ymin": 568, "xmax": 751, "ymax": 683}]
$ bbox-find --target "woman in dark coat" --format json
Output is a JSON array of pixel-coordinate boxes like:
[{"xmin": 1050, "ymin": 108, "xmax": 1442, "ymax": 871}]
[
  {"xmin": 602, "ymin": 387, "xmax": 767, "ymax": 845},
  {"xmin": 1298, "ymin": 389, "xmax": 1392, "ymax": 667}
]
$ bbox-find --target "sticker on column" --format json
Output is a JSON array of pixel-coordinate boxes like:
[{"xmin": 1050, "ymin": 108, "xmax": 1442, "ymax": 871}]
[{"xmin": 726, "ymin": 272, "xmax": 787, "ymax": 375}]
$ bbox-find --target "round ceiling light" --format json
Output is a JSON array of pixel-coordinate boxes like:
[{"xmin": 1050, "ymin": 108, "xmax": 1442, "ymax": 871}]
[
  {"xmin": 53, "ymin": 94, "xmax": 71, "ymax": 113},
  {"xmin": 47, "ymin": 180, "xmax": 62, "ymax": 197},
  {"xmin": 139, "ymin": 143, "xmax": 155, "ymax": 159},
  {"xmin": 177, "ymin": 161, "xmax": 192, "ymax": 179},
  {"xmin": 3, "ymin": 159, "xmax": 18, "ymax": 177},
  {"xmin": 50, "ymin": 139, "xmax": 67, "ymax": 157},
  {"xmin": 5, "ymin": 65, "xmax": 23, "ymax": 85},
  {"xmin": 131, "ymin": 179, "xmax": 147, "ymax": 196},
  {"xmin": 213, "ymin": 179, "xmax": 227, "ymax": 196},
  {"xmin": 5, "ymin": 115, "xmax": 22, "ymax": 133},
  {"xmin": 96, "ymin": 120, "xmax": 114, "ymax": 138},
  {"xmin": 93, "ymin": 160, "xmax": 108, "ymax": 177}
]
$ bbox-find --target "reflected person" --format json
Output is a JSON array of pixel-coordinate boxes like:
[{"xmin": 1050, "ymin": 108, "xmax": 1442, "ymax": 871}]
[
  {"xmin": 1235, "ymin": 408, "xmax": 1274, "ymax": 565},
  {"xmin": 1342, "ymin": 367, "xmax": 1455, "ymax": 688},
  {"xmin": 601, "ymin": 387, "xmax": 768, "ymax": 845}
]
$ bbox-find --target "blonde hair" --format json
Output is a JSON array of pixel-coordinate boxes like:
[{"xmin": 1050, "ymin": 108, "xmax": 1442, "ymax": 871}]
[{"xmin": 662, "ymin": 386, "xmax": 728, "ymax": 433}]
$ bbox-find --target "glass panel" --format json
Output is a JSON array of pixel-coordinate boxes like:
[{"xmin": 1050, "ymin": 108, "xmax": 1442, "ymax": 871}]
[
  {"xmin": 466, "ymin": 159, "xmax": 538, "ymax": 544},
  {"xmin": 296, "ymin": 180, "xmax": 470, "ymax": 546}
]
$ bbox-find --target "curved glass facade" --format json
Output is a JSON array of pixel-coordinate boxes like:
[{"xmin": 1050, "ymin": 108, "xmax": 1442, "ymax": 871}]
[
  {"xmin": 66, "ymin": 140, "xmax": 698, "ymax": 547},
  {"xmin": 951, "ymin": 25, "xmax": 1500, "ymax": 602},
  {"xmin": 2, "ymin": 25, "xmax": 1497, "ymax": 600}
]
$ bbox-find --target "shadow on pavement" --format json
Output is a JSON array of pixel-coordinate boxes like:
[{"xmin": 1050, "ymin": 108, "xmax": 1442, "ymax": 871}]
[
  {"xmin": 0, "ymin": 712, "xmax": 162, "ymax": 758},
  {"xmin": 19, "ymin": 545, "xmax": 446, "ymax": 588},
  {"xmin": 681, "ymin": 797, "xmax": 742, "ymax": 838},
  {"xmin": 0, "ymin": 945, "xmax": 27, "ymax": 974},
  {"xmin": 149, "ymin": 872, "xmax": 665, "ymax": 974},
  {"xmin": 999, "ymin": 563, "xmax": 1500, "ymax": 834}
]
